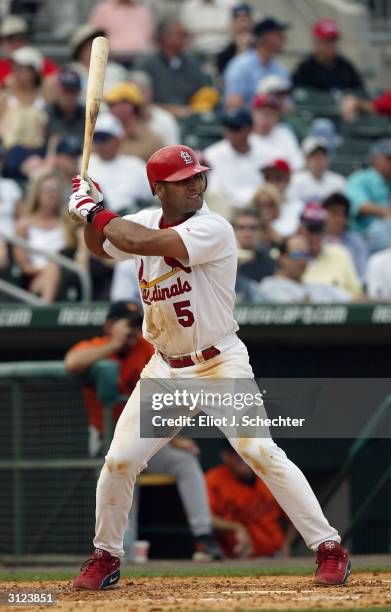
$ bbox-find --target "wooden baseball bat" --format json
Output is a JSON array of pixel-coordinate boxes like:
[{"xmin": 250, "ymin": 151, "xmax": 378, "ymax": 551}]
[
  {"xmin": 70, "ymin": 36, "xmax": 109, "ymax": 222},
  {"xmin": 80, "ymin": 35, "xmax": 109, "ymax": 178}
]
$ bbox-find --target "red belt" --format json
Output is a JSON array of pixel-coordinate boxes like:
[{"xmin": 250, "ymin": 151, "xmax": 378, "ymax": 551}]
[{"xmin": 159, "ymin": 346, "xmax": 221, "ymax": 368}]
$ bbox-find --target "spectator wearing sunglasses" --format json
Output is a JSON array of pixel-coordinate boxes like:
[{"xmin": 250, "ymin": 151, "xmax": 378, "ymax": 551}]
[
  {"xmin": 258, "ymin": 234, "xmax": 351, "ymax": 303},
  {"xmin": 299, "ymin": 202, "xmax": 361, "ymax": 298}
]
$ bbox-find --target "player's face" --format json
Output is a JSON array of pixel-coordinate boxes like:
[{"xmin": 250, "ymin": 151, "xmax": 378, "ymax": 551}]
[{"xmin": 156, "ymin": 174, "xmax": 206, "ymax": 217}]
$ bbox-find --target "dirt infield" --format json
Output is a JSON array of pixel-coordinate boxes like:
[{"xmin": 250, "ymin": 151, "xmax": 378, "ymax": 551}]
[{"xmin": 1, "ymin": 572, "xmax": 390, "ymax": 611}]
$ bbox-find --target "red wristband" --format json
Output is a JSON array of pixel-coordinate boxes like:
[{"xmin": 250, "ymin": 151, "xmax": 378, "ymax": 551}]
[{"xmin": 92, "ymin": 210, "xmax": 119, "ymax": 234}]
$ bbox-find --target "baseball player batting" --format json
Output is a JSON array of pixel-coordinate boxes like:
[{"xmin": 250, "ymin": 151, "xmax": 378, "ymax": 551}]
[{"xmin": 68, "ymin": 145, "xmax": 351, "ymax": 590}]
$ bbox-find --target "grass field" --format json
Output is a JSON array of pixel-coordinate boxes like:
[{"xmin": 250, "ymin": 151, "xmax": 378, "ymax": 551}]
[{"xmin": 0, "ymin": 562, "xmax": 390, "ymax": 611}]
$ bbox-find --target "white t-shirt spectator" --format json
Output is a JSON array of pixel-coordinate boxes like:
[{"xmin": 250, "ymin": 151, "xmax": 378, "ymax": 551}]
[
  {"xmin": 110, "ymin": 258, "xmax": 141, "ymax": 302},
  {"xmin": 258, "ymin": 276, "xmax": 351, "ymax": 303},
  {"xmin": 180, "ymin": 0, "xmax": 232, "ymax": 54},
  {"xmin": 288, "ymin": 169, "xmax": 346, "ymax": 204},
  {"xmin": 0, "ymin": 178, "xmax": 23, "ymax": 237},
  {"xmin": 366, "ymin": 248, "xmax": 391, "ymax": 299},
  {"xmin": 88, "ymin": 153, "xmax": 151, "ymax": 213},
  {"xmin": 204, "ymin": 134, "xmax": 272, "ymax": 209},
  {"xmin": 258, "ymin": 124, "xmax": 304, "ymax": 172},
  {"xmin": 272, "ymin": 198, "xmax": 304, "ymax": 237},
  {"xmin": 147, "ymin": 105, "xmax": 180, "ymax": 146}
]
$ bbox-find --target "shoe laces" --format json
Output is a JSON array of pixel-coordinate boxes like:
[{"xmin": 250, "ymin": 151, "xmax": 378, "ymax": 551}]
[
  {"xmin": 79, "ymin": 556, "xmax": 105, "ymax": 576},
  {"xmin": 317, "ymin": 547, "xmax": 345, "ymax": 570}
]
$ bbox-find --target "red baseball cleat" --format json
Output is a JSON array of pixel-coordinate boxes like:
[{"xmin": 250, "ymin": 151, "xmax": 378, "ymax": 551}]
[
  {"xmin": 315, "ymin": 540, "xmax": 351, "ymax": 586},
  {"xmin": 73, "ymin": 548, "xmax": 120, "ymax": 590}
]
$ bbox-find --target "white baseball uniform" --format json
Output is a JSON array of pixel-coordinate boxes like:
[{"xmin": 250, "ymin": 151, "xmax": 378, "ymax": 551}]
[{"xmin": 93, "ymin": 202, "xmax": 340, "ymax": 557}]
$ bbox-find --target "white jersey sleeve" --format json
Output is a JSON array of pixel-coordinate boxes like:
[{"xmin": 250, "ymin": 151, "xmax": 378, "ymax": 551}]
[{"xmin": 172, "ymin": 213, "xmax": 235, "ymax": 266}]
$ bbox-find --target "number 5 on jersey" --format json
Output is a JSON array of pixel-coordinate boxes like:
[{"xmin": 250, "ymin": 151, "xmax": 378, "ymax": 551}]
[{"xmin": 173, "ymin": 300, "xmax": 194, "ymax": 327}]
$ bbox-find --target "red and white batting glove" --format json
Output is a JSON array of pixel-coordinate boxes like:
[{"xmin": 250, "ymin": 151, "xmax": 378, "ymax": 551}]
[
  {"xmin": 72, "ymin": 175, "xmax": 103, "ymax": 204},
  {"xmin": 68, "ymin": 175, "xmax": 104, "ymax": 223}
]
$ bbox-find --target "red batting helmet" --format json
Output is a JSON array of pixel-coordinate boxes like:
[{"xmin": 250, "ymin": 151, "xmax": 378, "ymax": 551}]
[{"xmin": 146, "ymin": 145, "xmax": 210, "ymax": 194}]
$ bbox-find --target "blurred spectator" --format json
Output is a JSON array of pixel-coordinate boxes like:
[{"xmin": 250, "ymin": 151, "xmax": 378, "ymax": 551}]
[
  {"xmin": 180, "ymin": 0, "xmax": 232, "ymax": 55},
  {"xmin": 346, "ymin": 139, "xmax": 391, "ymax": 252},
  {"xmin": 0, "ymin": 15, "xmax": 59, "ymax": 87},
  {"xmin": 89, "ymin": 0, "xmax": 154, "ymax": 55},
  {"xmin": 136, "ymin": 17, "xmax": 216, "ymax": 118},
  {"xmin": 13, "ymin": 171, "xmax": 76, "ymax": 303},
  {"xmin": 258, "ymin": 234, "xmax": 351, "ymax": 303},
  {"xmin": 341, "ymin": 89, "xmax": 391, "ymax": 122},
  {"xmin": 366, "ymin": 247, "xmax": 391, "ymax": 299},
  {"xmin": 203, "ymin": 109, "xmax": 269, "ymax": 212},
  {"xmin": 256, "ymin": 74, "xmax": 293, "ymax": 113},
  {"xmin": 299, "ymin": 202, "xmax": 361, "ymax": 298},
  {"xmin": 323, "ymin": 193, "xmax": 368, "ymax": 282},
  {"xmin": 251, "ymin": 94, "xmax": 303, "ymax": 171},
  {"xmin": 0, "ymin": 164, "xmax": 23, "ymax": 271},
  {"xmin": 308, "ymin": 118, "xmax": 340, "ymax": 155},
  {"xmin": 105, "ymin": 82, "xmax": 164, "ymax": 161},
  {"xmin": 65, "ymin": 301, "xmax": 222, "ymax": 562},
  {"xmin": 9, "ymin": 133, "xmax": 82, "ymax": 187},
  {"xmin": 224, "ymin": 16, "xmax": 290, "ymax": 111},
  {"xmin": 250, "ymin": 183, "xmax": 283, "ymax": 251},
  {"xmin": 128, "ymin": 70, "xmax": 180, "ymax": 145},
  {"xmin": 70, "ymin": 24, "xmax": 128, "ymax": 97},
  {"xmin": 288, "ymin": 136, "xmax": 345, "ymax": 204},
  {"xmin": 293, "ymin": 18, "xmax": 363, "ymax": 91},
  {"xmin": 53, "ymin": 136, "xmax": 82, "ymax": 196},
  {"xmin": 110, "ymin": 258, "xmax": 140, "ymax": 302},
  {"xmin": 206, "ymin": 440, "xmax": 285, "ymax": 558},
  {"xmin": 261, "ymin": 159, "xmax": 303, "ymax": 237},
  {"xmin": 0, "ymin": 46, "xmax": 47, "ymax": 150},
  {"xmin": 88, "ymin": 112, "xmax": 151, "ymax": 214},
  {"xmin": 45, "ymin": 69, "xmax": 84, "ymax": 145},
  {"xmin": 233, "ymin": 208, "xmax": 277, "ymax": 283},
  {"xmin": 217, "ymin": 3, "xmax": 254, "ymax": 75}
]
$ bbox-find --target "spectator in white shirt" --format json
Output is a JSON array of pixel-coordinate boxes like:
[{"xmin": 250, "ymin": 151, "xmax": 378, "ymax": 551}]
[
  {"xmin": 258, "ymin": 234, "xmax": 351, "ymax": 303},
  {"xmin": 88, "ymin": 113, "xmax": 151, "ymax": 215},
  {"xmin": 366, "ymin": 247, "xmax": 391, "ymax": 299},
  {"xmin": 128, "ymin": 70, "xmax": 180, "ymax": 146},
  {"xmin": 261, "ymin": 159, "xmax": 304, "ymax": 237},
  {"xmin": 0, "ymin": 171, "xmax": 23, "ymax": 270},
  {"xmin": 251, "ymin": 94, "xmax": 304, "ymax": 171},
  {"xmin": 204, "ymin": 109, "xmax": 272, "ymax": 214},
  {"xmin": 288, "ymin": 136, "xmax": 345, "ymax": 204},
  {"xmin": 180, "ymin": 0, "xmax": 232, "ymax": 55}
]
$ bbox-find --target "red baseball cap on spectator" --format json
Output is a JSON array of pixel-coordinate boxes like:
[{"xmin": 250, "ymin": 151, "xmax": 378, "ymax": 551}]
[
  {"xmin": 300, "ymin": 202, "xmax": 327, "ymax": 231},
  {"xmin": 262, "ymin": 158, "xmax": 291, "ymax": 174},
  {"xmin": 313, "ymin": 18, "xmax": 340, "ymax": 40},
  {"xmin": 252, "ymin": 94, "xmax": 281, "ymax": 110}
]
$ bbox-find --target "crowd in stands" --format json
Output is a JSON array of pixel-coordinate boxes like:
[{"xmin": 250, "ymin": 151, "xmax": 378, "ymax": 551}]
[{"xmin": 1, "ymin": 0, "xmax": 391, "ymax": 304}]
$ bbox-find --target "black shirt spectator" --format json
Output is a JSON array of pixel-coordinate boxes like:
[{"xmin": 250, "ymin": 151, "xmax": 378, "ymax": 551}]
[
  {"xmin": 217, "ymin": 3, "xmax": 253, "ymax": 75},
  {"xmin": 293, "ymin": 18, "xmax": 363, "ymax": 91},
  {"xmin": 46, "ymin": 69, "xmax": 85, "ymax": 143}
]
